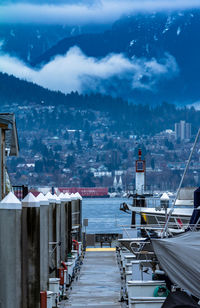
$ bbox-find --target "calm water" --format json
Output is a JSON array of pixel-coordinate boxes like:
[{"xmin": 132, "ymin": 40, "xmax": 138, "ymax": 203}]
[{"xmin": 82, "ymin": 198, "xmax": 131, "ymax": 234}]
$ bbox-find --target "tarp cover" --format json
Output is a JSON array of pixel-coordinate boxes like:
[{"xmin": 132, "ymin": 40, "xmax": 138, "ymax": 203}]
[
  {"xmin": 162, "ymin": 291, "xmax": 200, "ymax": 308},
  {"xmin": 152, "ymin": 231, "xmax": 200, "ymax": 298}
]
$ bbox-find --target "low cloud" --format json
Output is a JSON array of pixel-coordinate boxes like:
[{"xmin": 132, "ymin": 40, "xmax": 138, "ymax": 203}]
[
  {"xmin": 0, "ymin": 0, "xmax": 200, "ymax": 25},
  {"xmin": 0, "ymin": 47, "xmax": 179, "ymax": 97},
  {"xmin": 188, "ymin": 101, "xmax": 200, "ymax": 110}
]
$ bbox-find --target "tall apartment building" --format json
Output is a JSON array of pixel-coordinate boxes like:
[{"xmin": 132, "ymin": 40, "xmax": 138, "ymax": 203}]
[{"xmin": 175, "ymin": 120, "xmax": 191, "ymax": 141}]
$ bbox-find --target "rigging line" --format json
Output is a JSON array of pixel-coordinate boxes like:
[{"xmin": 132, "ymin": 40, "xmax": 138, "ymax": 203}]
[{"xmin": 163, "ymin": 128, "xmax": 200, "ymax": 237}]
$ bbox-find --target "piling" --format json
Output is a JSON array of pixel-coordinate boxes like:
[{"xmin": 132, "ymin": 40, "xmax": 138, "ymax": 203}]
[
  {"xmin": 36, "ymin": 193, "xmax": 49, "ymax": 292},
  {"xmin": 46, "ymin": 192, "xmax": 57, "ymax": 276},
  {"xmin": 0, "ymin": 192, "xmax": 22, "ymax": 308},
  {"xmin": 75, "ymin": 192, "xmax": 82, "ymax": 242},
  {"xmin": 71, "ymin": 193, "xmax": 76, "ymax": 227},
  {"xmin": 71, "ymin": 193, "xmax": 80, "ymax": 241},
  {"xmin": 65, "ymin": 193, "xmax": 72, "ymax": 255},
  {"xmin": 59, "ymin": 193, "xmax": 68, "ymax": 262},
  {"xmin": 55, "ymin": 194, "xmax": 61, "ymax": 268},
  {"xmin": 46, "ymin": 192, "xmax": 61, "ymax": 276},
  {"xmin": 22, "ymin": 192, "xmax": 40, "ymax": 308}
]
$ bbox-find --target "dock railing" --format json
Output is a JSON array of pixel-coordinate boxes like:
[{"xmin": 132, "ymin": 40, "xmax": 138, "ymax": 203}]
[{"xmin": 117, "ymin": 222, "xmax": 200, "ymax": 239}]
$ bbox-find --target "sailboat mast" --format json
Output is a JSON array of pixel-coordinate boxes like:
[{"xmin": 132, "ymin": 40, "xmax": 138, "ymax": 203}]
[{"xmin": 163, "ymin": 128, "xmax": 200, "ymax": 237}]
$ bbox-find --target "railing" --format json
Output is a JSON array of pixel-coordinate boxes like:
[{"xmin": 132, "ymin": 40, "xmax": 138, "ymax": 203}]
[
  {"xmin": 117, "ymin": 222, "xmax": 200, "ymax": 239},
  {"xmin": 120, "ymin": 197, "xmax": 174, "ymax": 210},
  {"xmin": 85, "ymin": 233, "xmax": 122, "ymax": 247}
]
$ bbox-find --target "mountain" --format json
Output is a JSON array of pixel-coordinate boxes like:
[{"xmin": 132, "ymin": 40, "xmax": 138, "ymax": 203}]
[
  {"xmin": 0, "ymin": 24, "xmax": 109, "ymax": 63},
  {"xmin": 0, "ymin": 71, "xmax": 132, "ymax": 118},
  {"xmin": 31, "ymin": 10, "xmax": 200, "ymax": 104},
  {"xmin": 1, "ymin": 71, "xmax": 200, "ymax": 136},
  {"xmin": 32, "ymin": 11, "xmax": 199, "ymax": 64}
]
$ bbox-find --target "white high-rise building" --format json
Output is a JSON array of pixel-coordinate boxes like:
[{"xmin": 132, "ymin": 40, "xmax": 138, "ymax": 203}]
[
  {"xmin": 113, "ymin": 176, "xmax": 117, "ymax": 189},
  {"xmin": 118, "ymin": 176, "xmax": 123, "ymax": 189},
  {"xmin": 175, "ymin": 120, "xmax": 191, "ymax": 141}
]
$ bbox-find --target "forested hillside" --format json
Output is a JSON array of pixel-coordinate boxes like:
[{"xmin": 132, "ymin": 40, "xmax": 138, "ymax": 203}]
[{"xmin": 1, "ymin": 71, "xmax": 199, "ymax": 135}]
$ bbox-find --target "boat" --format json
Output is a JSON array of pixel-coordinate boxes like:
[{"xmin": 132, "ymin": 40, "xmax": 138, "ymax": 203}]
[{"xmin": 127, "ymin": 199, "xmax": 193, "ymax": 227}]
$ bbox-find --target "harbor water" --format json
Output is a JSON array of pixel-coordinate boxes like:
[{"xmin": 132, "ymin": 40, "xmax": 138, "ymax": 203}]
[
  {"xmin": 82, "ymin": 198, "xmax": 131, "ymax": 234},
  {"xmin": 82, "ymin": 196, "xmax": 172, "ymax": 234}
]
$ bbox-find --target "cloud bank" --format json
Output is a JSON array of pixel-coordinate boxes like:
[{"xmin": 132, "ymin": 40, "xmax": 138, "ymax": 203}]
[
  {"xmin": 0, "ymin": 0, "xmax": 200, "ymax": 25},
  {"xmin": 0, "ymin": 47, "xmax": 179, "ymax": 98}
]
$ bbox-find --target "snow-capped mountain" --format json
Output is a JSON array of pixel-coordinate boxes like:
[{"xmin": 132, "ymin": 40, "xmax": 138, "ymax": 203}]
[
  {"xmin": 32, "ymin": 10, "xmax": 198, "ymax": 63},
  {"xmin": 0, "ymin": 24, "xmax": 109, "ymax": 63},
  {"xmin": 28, "ymin": 11, "xmax": 200, "ymax": 104},
  {"xmin": 1, "ymin": 10, "xmax": 200, "ymax": 104}
]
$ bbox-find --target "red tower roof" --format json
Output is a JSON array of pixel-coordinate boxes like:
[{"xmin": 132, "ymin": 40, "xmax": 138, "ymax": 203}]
[{"xmin": 138, "ymin": 148, "xmax": 142, "ymax": 160}]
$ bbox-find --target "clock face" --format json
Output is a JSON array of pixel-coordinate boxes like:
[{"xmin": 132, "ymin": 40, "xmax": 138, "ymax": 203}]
[{"xmin": 136, "ymin": 160, "xmax": 145, "ymax": 172}]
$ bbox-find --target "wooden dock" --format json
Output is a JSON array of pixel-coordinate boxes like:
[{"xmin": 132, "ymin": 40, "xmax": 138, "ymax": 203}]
[{"xmin": 61, "ymin": 248, "xmax": 123, "ymax": 307}]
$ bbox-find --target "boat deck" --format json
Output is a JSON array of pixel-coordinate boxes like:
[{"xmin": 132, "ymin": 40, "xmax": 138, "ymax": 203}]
[{"xmin": 61, "ymin": 248, "xmax": 123, "ymax": 307}]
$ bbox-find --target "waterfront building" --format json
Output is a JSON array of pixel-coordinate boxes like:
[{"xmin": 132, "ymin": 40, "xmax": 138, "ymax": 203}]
[
  {"xmin": 175, "ymin": 120, "xmax": 191, "ymax": 141},
  {"xmin": 118, "ymin": 176, "xmax": 123, "ymax": 190},
  {"xmin": 113, "ymin": 176, "xmax": 118, "ymax": 190}
]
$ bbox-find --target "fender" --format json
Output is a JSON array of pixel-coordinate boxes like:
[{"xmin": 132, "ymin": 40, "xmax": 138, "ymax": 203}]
[{"xmin": 72, "ymin": 239, "xmax": 79, "ymax": 255}]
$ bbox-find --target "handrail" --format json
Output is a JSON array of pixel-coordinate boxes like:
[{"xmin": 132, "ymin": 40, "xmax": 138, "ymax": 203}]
[
  {"xmin": 117, "ymin": 223, "xmax": 200, "ymax": 235},
  {"xmin": 117, "ymin": 223, "xmax": 188, "ymax": 228}
]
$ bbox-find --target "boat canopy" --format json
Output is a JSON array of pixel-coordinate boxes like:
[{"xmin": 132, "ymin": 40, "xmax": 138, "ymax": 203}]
[
  {"xmin": 152, "ymin": 231, "xmax": 200, "ymax": 298},
  {"xmin": 162, "ymin": 290, "xmax": 199, "ymax": 308}
]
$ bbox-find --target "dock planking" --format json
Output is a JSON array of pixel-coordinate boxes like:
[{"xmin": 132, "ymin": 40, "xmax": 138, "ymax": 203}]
[{"xmin": 61, "ymin": 250, "xmax": 123, "ymax": 307}]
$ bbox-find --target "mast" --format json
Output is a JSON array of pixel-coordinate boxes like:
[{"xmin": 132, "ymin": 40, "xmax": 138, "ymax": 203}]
[{"xmin": 163, "ymin": 128, "xmax": 200, "ymax": 237}]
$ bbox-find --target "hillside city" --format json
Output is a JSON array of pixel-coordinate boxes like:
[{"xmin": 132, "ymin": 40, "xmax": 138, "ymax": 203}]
[{"xmin": 5, "ymin": 103, "xmax": 198, "ymax": 194}]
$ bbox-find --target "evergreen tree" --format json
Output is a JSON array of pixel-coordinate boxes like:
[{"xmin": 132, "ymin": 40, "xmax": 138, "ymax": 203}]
[{"xmin": 88, "ymin": 135, "xmax": 93, "ymax": 148}]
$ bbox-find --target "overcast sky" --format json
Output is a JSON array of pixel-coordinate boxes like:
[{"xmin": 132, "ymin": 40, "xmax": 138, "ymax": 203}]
[{"xmin": 0, "ymin": 0, "xmax": 200, "ymax": 25}]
